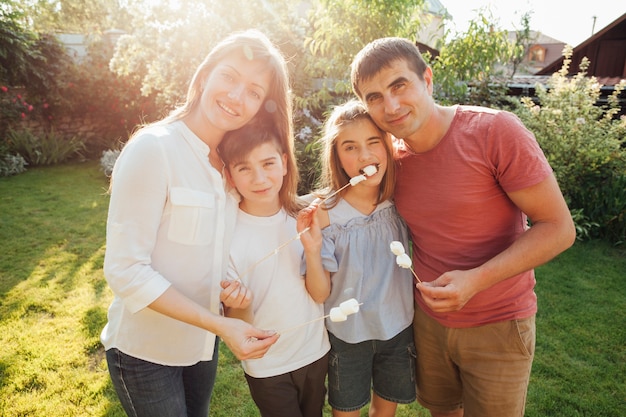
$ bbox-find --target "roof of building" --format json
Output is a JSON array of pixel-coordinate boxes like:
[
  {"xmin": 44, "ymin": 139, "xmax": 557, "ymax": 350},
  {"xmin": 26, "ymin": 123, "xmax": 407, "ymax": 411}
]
[
  {"xmin": 536, "ymin": 12, "xmax": 626, "ymax": 82},
  {"xmin": 425, "ymin": 0, "xmax": 448, "ymax": 16}
]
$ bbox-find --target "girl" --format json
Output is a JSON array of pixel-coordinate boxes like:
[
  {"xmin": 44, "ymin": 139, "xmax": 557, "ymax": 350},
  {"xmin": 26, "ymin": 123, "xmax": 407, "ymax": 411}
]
[
  {"xmin": 306, "ymin": 99, "xmax": 416, "ymax": 417},
  {"xmin": 219, "ymin": 122, "xmax": 330, "ymax": 417},
  {"xmin": 101, "ymin": 30, "xmax": 287, "ymax": 417}
]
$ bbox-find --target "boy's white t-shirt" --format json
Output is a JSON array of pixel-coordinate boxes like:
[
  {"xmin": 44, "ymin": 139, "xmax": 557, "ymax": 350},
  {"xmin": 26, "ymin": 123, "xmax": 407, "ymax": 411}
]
[{"xmin": 227, "ymin": 208, "xmax": 330, "ymax": 378}]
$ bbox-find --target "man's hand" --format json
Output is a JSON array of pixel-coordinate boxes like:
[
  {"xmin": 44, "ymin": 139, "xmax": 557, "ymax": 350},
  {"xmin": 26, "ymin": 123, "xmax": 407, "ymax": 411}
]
[{"xmin": 416, "ymin": 269, "xmax": 479, "ymax": 312}]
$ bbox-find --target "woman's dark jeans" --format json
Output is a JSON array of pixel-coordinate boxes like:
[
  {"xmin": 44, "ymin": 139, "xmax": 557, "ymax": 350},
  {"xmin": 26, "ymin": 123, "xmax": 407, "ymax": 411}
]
[{"xmin": 106, "ymin": 341, "xmax": 219, "ymax": 417}]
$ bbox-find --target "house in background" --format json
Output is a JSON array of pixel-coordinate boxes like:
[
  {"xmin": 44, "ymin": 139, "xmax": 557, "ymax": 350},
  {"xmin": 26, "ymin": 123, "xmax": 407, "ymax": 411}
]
[
  {"xmin": 537, "ymin": 12, "xmax": 626, "ymax": 84},
  {"xmin": 507, "ymin": 13, "xmax": 626, "ymax": 113},
  {"xmin": 510, "ymin": 31, "xmax": 566, "ymax": 75},
  {"xmin": 416, "ymin": 0, "xmax": 448, "ymax": 49}
]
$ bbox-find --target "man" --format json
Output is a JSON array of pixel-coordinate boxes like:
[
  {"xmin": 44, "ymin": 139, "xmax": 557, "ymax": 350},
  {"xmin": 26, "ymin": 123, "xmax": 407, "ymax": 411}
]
[{"xmin": 350, "ymin": 37, "xmax": 575, "ymax": 417}]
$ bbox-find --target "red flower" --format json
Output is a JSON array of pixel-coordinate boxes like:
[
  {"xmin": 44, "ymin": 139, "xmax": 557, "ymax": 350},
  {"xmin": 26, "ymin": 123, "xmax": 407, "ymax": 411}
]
[
  {"xmin": 28, "ymin": 105, "xmax": 34, "ymax": 111},
  {"xmin": 21, "ymin": 112, "xmax": 26, "ymax": 118},
  {"xmin": 1, "ymin": 86, "xmax": 7, "ymax": 92}
]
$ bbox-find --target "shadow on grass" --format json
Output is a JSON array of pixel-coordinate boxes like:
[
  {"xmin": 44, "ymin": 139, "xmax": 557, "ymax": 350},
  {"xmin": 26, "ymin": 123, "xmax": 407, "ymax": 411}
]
[{"xmin": 0, "ymin": 161, "xmax": 111, "ymax": 306}]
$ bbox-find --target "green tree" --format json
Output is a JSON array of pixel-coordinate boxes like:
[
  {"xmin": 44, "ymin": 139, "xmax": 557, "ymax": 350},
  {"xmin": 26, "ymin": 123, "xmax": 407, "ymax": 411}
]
[
  {"xmin": 16, "ymin": 0, "xmax": 132, "ymax": 33},
  {"xmin": 0, "ymin": 3, "xmax": 73, "ymax": 135},
  {"xmin": 109, "ymin": 0, "xmax": 305, "ymax": 111},
  {"xmin": 301, "ymin": 0, "xmax": 426, "ymax": 111},
  {"xmin": 429, "ymin": 6, "xmax": 516, "ymax": 106}
]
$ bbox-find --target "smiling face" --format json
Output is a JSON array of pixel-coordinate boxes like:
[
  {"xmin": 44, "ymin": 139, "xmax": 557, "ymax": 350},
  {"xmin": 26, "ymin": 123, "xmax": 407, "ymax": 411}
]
[
  {"xmin": 196, "ymin": 52, "xmax": 272, "ymax": 136},
  {"xmin": 335, "ymin": 118, "xmax": 388, "ymax": 188},
  {"xmin": 358, "ymin": 58, "xmax": 434, "ymax": 143},
  {"xmin": 226, "ymin": 141, "xmax": 287, "ymax": 216}
]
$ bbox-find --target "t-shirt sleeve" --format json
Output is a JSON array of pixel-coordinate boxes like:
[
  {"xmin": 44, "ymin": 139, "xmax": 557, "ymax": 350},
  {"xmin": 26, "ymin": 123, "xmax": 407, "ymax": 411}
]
[{"xmin": 489, "ymin": 111, "xmax": 553, "ymax": 193}]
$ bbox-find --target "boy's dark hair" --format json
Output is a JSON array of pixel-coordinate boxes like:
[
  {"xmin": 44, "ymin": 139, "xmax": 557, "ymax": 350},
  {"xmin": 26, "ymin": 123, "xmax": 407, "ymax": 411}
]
[{"xmin": 219, "ymin": 121, "xmax": 303, "ymax": 215}]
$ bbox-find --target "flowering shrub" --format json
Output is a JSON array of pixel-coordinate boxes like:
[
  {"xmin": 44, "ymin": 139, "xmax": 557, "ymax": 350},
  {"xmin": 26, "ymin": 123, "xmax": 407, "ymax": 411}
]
[
  {"xmin": 100, "ymin": 149, "xmax": 121, "ymax": 177},
  {"xmin": 0, "ymin": 153, "xmax": 27, "ymax": 177},
  {"xmin": 514, "ymin": 48, "xmax": 626, "ymax": 243},
  {"xmin": 2, "ymin": 32, "xmax": 159, "ymax": 163}
]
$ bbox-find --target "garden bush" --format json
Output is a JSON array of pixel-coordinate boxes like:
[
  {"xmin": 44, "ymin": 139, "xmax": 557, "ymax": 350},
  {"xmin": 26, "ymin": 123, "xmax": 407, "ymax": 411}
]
[
  {"xmin": 514, "ymin": 47, "xmax": 626, "ymax": 243},
  {"xmin": 6, "ymin": 128, "xmax": 85, "ymax": 166}
]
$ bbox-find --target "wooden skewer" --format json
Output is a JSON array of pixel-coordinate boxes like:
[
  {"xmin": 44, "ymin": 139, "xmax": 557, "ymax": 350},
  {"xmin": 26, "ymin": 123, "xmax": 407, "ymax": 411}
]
[
  {"xmin": 409, "ymin": 267, "xmax": 422, "ymax": 284},
  {"xmin": 278, "ymin": 313, "xmax": 329, "ymax": 334},
  {"xmin": 235, "ymin": 227, "xmax": 310, "ymax": 280},
  {"xmin": 235, "ymin": 172, "xmax": 372, "ymax": 281},
  {"xmin": 278, "ymin": 302, "xmax": 363, "ymax": 334},
  {"xmin": 314, "ymin": 181, "xmax": 353, "ymax": 206}
]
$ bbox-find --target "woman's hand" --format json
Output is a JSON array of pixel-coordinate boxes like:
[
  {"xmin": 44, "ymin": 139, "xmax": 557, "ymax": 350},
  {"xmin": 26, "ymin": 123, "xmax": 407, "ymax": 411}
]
[{"xmin": 217, "ymin": 317, "xmax": 280, "ymax": 360}]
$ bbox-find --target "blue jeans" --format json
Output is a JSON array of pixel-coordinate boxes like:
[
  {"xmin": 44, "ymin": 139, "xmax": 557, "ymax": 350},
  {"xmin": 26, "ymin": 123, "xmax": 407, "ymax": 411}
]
[
  {"xmin": 106, "ymin": 341, "xmax": 219, "ymax": 417},
  {"xmin": 327, "ymin": 327, "xmax": 416, "ymax": 412}
]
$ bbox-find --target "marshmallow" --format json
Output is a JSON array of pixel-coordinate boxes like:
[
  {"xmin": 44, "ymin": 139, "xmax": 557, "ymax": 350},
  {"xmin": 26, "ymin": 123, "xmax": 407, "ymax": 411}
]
[
  {"xmin": 329, "ymin": 307, "xmax": 348, "ymax": 322},
  {"xmin": 390, "ymin": 241, "xmax": 405, "ymax": 256},
  {"xmin": 339, "ymin": 298, "xmax": 360, "ymax": 315},
  {"xmin": 362, "ymin": 165, "xmax": 378, "ymax": 176},
  {"xmin": 349, "ymin": 174, "xmax": 367, "ymax": 186},
  {"xmin": 396, "ymin": 253, "xmax": 412, "ymax": 268}
]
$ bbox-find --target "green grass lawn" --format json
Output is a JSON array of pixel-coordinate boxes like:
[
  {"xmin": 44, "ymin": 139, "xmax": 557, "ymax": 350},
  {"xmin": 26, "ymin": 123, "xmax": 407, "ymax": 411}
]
[{"xmin": 0, "ymin": 161, "xmax": 624, "ymax": 416}]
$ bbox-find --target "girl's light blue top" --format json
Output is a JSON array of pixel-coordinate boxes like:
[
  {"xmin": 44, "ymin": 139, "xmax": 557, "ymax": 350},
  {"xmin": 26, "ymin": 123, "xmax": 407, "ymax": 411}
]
[{"xmin": 320, "ymin": 199, "xmax": 414, "ymax": 343}]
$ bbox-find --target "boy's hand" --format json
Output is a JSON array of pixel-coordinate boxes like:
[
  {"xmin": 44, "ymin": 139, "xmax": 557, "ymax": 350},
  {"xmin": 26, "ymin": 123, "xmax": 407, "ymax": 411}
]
[{"xmin": 220, "ymin": 280, "xmax": 252, "ymax": 310}]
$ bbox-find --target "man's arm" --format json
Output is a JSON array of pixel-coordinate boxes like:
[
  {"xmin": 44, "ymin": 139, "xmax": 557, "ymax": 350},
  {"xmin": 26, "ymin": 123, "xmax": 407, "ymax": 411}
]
[{"xmin": 417, "ymin": 174, "xmax": 576, "ymax": 312}]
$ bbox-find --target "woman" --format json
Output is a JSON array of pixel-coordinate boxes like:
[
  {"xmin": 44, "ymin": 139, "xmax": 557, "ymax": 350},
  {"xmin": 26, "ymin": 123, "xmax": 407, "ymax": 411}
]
[{"xmin": 101, "ymin": 30, "xmax": 288, "ymax": 417}]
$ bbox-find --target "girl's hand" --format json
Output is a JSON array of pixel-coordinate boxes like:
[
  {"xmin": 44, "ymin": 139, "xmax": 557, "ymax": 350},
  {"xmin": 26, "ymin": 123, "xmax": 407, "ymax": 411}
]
[
  {"xmin": 297, "ymin": 203, "xmax": 322, "ymax": 253},
  {"xmin": 220, "ymin": 280, "xmax": 252, "ymax": 310}
]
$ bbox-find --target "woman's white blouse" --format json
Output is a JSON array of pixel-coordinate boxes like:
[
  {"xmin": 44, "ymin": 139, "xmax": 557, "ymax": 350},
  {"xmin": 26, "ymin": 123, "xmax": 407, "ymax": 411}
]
[{"xmin": 101, "ymin": 121, "xmax": 238, "ymax": 366}]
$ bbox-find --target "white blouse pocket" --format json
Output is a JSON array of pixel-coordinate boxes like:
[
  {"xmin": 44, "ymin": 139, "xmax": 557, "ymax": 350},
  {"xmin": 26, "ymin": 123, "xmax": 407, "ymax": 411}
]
[{"xmin": 168, "ymin": 187, "xmax": 216, "ymax": 245}]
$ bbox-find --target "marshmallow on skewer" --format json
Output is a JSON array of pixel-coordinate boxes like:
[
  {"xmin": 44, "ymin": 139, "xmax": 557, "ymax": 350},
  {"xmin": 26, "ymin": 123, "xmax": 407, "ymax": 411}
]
[
  {"xmin": 329, "ymin": 307, "xmax": 348, "ymax": 322},
  {"xmin": 331, "ymin": 298, "xmax": 361, "ymax": 322},
  {"xmin": 390, "ymin": 241, "xmax": 405, "ymax": 256},
  {"xmin": 389, "ymin": 240, "xmax": 422, "ymax": 283},
  {"xmin": 339, "ymin": 298, "xmax": 360, "ymax": 315},
  {"xmin": 361, "ymin": 164, "xmax": 378, "ymax": 177},
  {"xmin": 349, "ymin": 174, "xmax": 367, "ymax": 186},
  {"xmin": 396, "ymin": 253, "xmax": 412, "ymax": 269},
  {"xmin": 315, "ymin": 168, "xmax": 376, "ymax": 208},
  {"xmin": 278, "ymin": 298, "xmax": 362, "ymax": 333}
]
